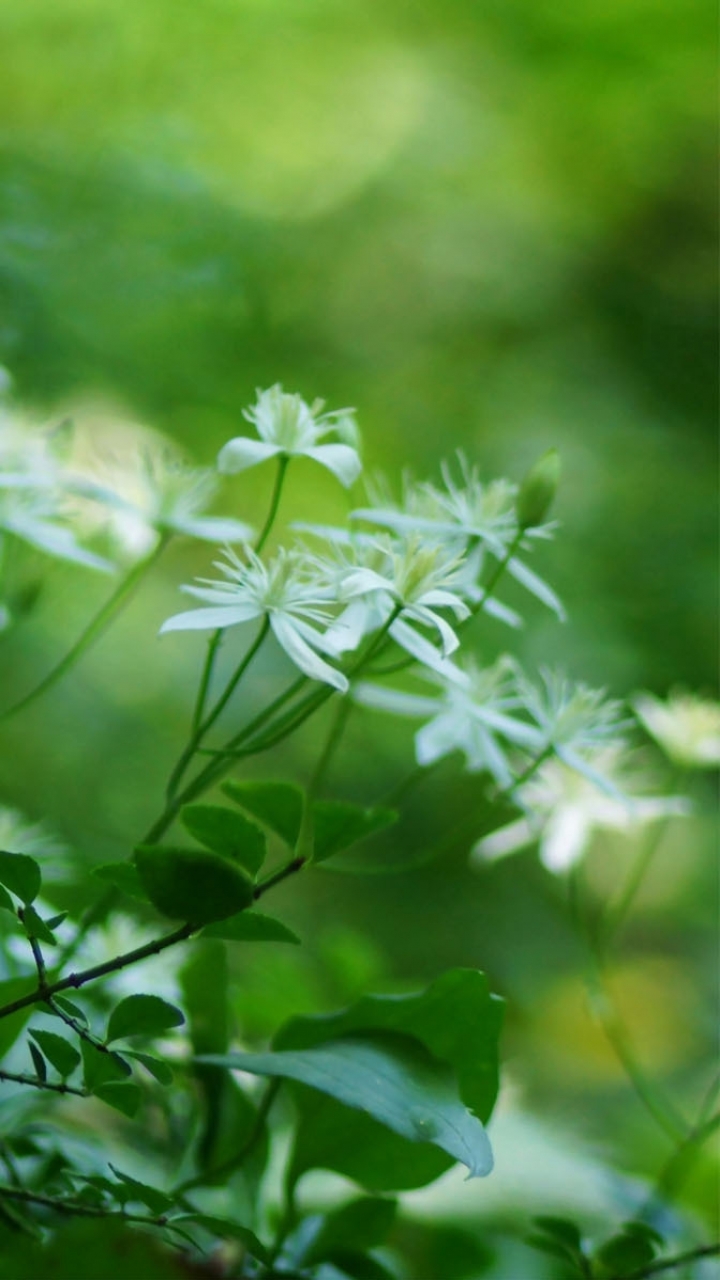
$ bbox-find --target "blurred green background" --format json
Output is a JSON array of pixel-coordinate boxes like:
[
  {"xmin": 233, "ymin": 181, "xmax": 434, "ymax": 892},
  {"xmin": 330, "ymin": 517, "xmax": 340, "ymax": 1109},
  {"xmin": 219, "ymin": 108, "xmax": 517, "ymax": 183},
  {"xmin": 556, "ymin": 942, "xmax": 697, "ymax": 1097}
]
[{"xmin": 0, "ymin": 0, "xmax": 717, "ymax": 1273}]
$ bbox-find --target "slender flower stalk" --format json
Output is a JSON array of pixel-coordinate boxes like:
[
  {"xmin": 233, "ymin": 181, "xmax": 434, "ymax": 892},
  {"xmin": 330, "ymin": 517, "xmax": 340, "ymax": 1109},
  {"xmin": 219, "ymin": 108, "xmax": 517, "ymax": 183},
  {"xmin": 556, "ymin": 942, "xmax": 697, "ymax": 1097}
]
[{"xmin": 0, "ymin": 533, "xmax": 171, "ymax": 722}]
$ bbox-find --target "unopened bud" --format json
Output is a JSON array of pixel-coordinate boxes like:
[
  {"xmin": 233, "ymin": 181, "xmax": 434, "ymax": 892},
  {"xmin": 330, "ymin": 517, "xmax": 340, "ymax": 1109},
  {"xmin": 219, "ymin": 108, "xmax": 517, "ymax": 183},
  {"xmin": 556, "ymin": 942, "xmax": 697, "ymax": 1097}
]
[{"xmin": 516, "ymin": 449, "xmax": 561, "ymax": 529}]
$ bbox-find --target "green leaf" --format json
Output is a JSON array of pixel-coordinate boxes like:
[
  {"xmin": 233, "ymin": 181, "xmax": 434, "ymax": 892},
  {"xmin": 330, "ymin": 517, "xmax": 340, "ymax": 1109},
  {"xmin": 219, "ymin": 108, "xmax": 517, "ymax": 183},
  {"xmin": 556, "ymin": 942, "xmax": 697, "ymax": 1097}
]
[
  {"xmin": 124, "ymin": 1050, "xmax": 174, "ymax": 1085},
  {"xmin": 312, "ymin": 802, "xmax": 398, "ymax": 863},
  {"xmin": 81, "ymin": 1041, "xmax": 131, "ymax": 1092},
  {"xmin": 0, "ymin": 883, "xmax": 15, "ymax": 913},
  {"xmin": 53, "ymin": 995, "xmax": 88, "ymax": 1025},
  {"xmin": 0, "ymin": 976, "xmax": 37, "ymax": 1058},
  {"xmin": 594, "ymin": 1224, "xmax": 660, "ymax": 1276},
  {"xmin": 276, "ymin": 968, "xmax": 502, "ymax": 1122},
  {"xmin": 200, "ymin": 1032, "xmax": 493, "ymax": 1179},
  {"xmin": 28, "ymin": 1040, "xmax": 47, "ymax": 1083},
  {"xmin": 29, "ymin": 1029, "xmax": 81, "ymax": 1078},
  {"xmin": 533, "ymin": 1218, "xmax": 584, "ymax": 1253},
  {"xmin": 272, "ymin": 968, "xmax": 502, "ymax": 1192},
  {"xmin": 94, "ymin": 1082, "xmax": 142, "ymax": 1117},
  {"xmin": 222, "ymin": 779, "xmax": 304, "ymax": 847},
  {"xmin": 174, "ymin": 1213, "xmax": 270, "ymax": 1264},
  {"xmin": 0, "ymin": 851, "xmax": 41, "ymax": 904},
  {"xmin": 93, "ymin": 862, "xmax": 149, "ymax": 901},
  {"xmin": 21, "ymin": 904, "xmax": 57, "ymax": 945},
  {"xmin": 108, "ymin": 1164, "xmax": 174, "ymax": 1214},
  {"xmin": 181, "ymin": 804, "xmax": 267, "ymax": 876},
  {"xmin": 106, "ymin": 994, "xmax": 185, "ymax": 1044},
  {"xmin": 134, "ymin": 844, "xmax": 254, "ymax": 924},
  {"xmin": 203, "ymin": 910, "xmax": 300, "ymax": 944},
  {"xmin": 304, "ymin": 1198, "xmax": 397, "ymax": 1264}
]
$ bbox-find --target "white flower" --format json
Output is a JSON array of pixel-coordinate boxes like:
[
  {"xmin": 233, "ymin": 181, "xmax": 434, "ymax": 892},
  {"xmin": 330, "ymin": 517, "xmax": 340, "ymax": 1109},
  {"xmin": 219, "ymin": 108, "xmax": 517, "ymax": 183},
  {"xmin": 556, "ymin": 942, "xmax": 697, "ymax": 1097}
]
[
  {"xmin": 160, "ymin": 545, "xmax": 348, "ymax": 692},
  {"xmin": 0, "ymin": 412, "xmax": 113, "ymax": 572},
  {"xmin": 218, "ymin": 385, "xmax": 362, "ymax": 488},
  {"xmin": 64, "ymin": 417, "xmax": 252, "ymax": 559},
  {"xmin": 471, "ymin": 746, "xmax": 689, "ymax": 874},
  {"xmin": 517, "ymin": 669, "xmax": 630, "ymax": 795},
  {"xmin": 633, "ymin": 690, "xmax": 720, "ymax": 769},
  {"xmin": 354, "ymin": 656, "xmax": 543, "ymax": 787},
  {"xmin": 321, "ymin": 535, "xmax": 471, "ymax": 672},
  {"xmin": 352, "ymin": 455, "xmax": 565, "ymax": 620}
]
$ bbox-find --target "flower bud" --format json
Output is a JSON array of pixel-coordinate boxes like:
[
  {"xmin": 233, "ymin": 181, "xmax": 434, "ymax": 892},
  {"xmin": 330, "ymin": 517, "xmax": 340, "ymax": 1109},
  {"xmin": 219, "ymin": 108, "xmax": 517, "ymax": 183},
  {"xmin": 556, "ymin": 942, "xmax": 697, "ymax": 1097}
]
[{"xmin": 516, "ymin": 449, "xmax": 561, "ymax": 529}]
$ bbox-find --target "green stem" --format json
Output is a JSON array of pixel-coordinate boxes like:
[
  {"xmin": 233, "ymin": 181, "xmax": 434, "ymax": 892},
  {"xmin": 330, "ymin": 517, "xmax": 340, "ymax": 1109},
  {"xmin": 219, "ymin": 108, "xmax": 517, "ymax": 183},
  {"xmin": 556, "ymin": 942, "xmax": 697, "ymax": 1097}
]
[
  {"xmin": 186, "ymin": 457, "xmax": 289, "ymax": 740},
  {"xmin": 0, "ymin": 1183, "xmax": 173, "ymax": 1228},
  {"xmin": 254, "ymin": 856, "xmax": 306, "ymax": 899},
  {"xmin": 0, "ymin": 533, "xmax": 170, "ymax": 721},
  {"xmin": 569, "ymin": 868, "xmax": 688, "ymax": 1143},
  {"xmin": 0, "ymin": 923, "xmax": 195, "ymax": 1022},
  {"xmin": 165, "ymin": 617, "xmax": 270, "ymax": 801},
  {"xmin": 649, "ymin": 1107, "xmax": 720, "ymax": 1210},
  {"xmin": 0, "ymin": 1069, "xmax": 87, "ymax": 1097},
  {"xmin": 254, "ymin": 455, "xmax": 289, "ymax": 555},
  {"xmin": 191, "ymin": 629, "xmax": 224, "ymax": 735},
  {"xmin": 600, "ymin": 768, "xmax": 685, "ymax": 948},
  {"xmin": 175, "ymin": 1079, "xmax": 280, "ymax": 1195}
]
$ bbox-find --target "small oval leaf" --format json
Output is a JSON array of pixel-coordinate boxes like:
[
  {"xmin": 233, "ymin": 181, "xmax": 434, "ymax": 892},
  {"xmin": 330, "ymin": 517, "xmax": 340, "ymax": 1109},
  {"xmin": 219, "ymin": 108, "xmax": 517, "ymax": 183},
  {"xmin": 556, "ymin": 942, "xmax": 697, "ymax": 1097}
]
[
  {"xmin": 222, "ymin": 780, "xmax": 304, "ymax": 847},
  {"xmin": 134, "ymin": 845, "xmax": 254, "ymax": 924},
  {"xmin": 0, "ymin": 851, "xmax": 41, "ymax": 904},
  {"xmin": 203, "ymin": 911, "xmax": 300, "ymax": 944},
  {"xmin": 106, "ymin": 994, "xmax": 185, "ymax": 1044},
  {"xmin": 181, "ymin": 804, "xmax": 267, "ymax": 876},
  {"xmin": 29, "ymin": 1029, "xmax": 81, "ymax": 1078}
]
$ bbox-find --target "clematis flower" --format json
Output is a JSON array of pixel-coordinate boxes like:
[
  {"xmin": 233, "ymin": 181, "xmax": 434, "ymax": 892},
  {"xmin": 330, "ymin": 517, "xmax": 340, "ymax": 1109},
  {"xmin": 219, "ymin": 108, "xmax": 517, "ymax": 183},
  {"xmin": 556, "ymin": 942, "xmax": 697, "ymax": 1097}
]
[
  {"xmin": 352, "ymin": 454, "xmax": 565, "ymax": 620},
  {"xmin": 354, "ymin": 656, "xmax": 543, "ymax": 787},
  {"xmin": 320, "ymin": 535, "xmax": 471, "ymax": 673},
  {"xmin": 633, "ymin": 690, "xmax": 720, "ymax": 769},
  {"xmin": 516, "ymin": 669, "xmax": 630, "ymax": 796},
  {"xmin": 471, "ymin": 746, "xmax": 689, "ymax": 874},
  {"xmin": 65, "ymin": 417, "xmax": 253, "ymax": 560},
  {"xmin": 160, "ymin": 545, "xmax": 348, "ymax": 692},
  {"xmin": 217, "ymin": 385, "xmax": 362, "ymax": 488}
]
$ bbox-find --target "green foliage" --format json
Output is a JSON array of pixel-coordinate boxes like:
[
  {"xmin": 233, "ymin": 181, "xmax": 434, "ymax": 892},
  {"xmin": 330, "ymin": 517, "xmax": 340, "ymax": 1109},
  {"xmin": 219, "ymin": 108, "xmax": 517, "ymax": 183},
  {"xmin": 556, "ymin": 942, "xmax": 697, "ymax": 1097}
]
[
  {"xmin": 0, "ymin": 851, "xmax": 41, "ymax": 904},
  {"xmin": 134, "ymin": 844, "xmax": 254, "ymax": 923},
  {"xmin": 203, "ymin": 910, "xmax": 300, "ymax": 944},
  {"xmin": 28, "ymin": 1029, "xmax": 80, "ymax": 1077},
  {"xmin": 180, "ymin": 803, "xmax": 267, "ymax": 876},
  {"xmin": 106, "ymin": 994, "xmax": 185, "ymax": 1044}
]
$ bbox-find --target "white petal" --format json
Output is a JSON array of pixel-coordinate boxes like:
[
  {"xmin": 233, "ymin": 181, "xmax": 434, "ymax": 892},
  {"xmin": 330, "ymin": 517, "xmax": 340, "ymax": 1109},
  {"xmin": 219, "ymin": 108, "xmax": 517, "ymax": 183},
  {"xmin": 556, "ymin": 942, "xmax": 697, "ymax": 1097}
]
[
  {"xmin": 322, "ymin": 601, "xmax": 375, "ymax": 655},
  {"xmin": 354, "ymin": 683, "xmax": 440, "ymax": 718},
  {"xmin": 304, "ymin": 444, "xmax": 362, "ymax": 488},
  {"xmin": 6, "ymin": 516, "xmax": 115, "ymax": 572},
  {"xmin": 217, "ymin": 438, "xmax": 281, "ymax": 474},
  {"xmin": 540, "ymin": 807, "xmax": 591, "ymax": 872},
  {"xmin": 271, "ymin": 614, "xmax": 348, "ymax": 692},
  {"xmin": 555, "ymin": 745, "xmax": 628, "ymax": 801},
  {"xmin": 471, "ymin": 819, "xmax": 536, "ymax": 863},
  {"xmin": 420, "ymin": 589, "xmax": 470, "ymax": 618},
  {"xmin": 172, "ymin": 516, "xmax": 254, "ymax": 543},
  {"xmin": 467, "ymin": 725, "xmax": 514, "ymax": 787},
  {"xmin": 181, "ymin": 584, "xmax": 257, "ymax": 609},
  {"xmin": 481, "ymin": 597, "xmax": 524, "ymax": 629},
  {"xmin": 160, "ymin": 605, "xmax": 258, "ymax": 633},
  {"xmin": 473, "ymin": 707, "xmax": 543, "ymax": 750},
  {"xmin": 340, "ymin": 568, "xmax": 394, "ymax": 598},
  {"xmin": 389, "ymin": 618, "xmax": 456, "ymax": 672},
  {"xmin": 507, "ymin": 557, "xmax": 566, "ymax": 620},
  {"xmin": 415, "ymin": 713, "xmax": 462, "ymax": 765},
  {"xmin": 405, "ymin": 605, "xmax": 460, "ymax": 656}
]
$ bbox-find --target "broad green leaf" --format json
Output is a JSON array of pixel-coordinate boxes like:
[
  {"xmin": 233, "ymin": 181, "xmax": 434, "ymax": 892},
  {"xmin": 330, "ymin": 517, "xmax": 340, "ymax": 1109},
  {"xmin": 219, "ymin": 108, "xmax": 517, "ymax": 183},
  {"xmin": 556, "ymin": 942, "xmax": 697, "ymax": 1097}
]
[
  {"xmin": 134, "ymin": 845, "xmax": 254, "ymax": 924},
  {"xmin": 0, "ymin": 976, "xmax": 37, "ymax": 1058},
  {"xmin": 181, "ymin": 804, "xmax": 266, "ymax": 875},
  {"xmin": 108, "ymin": 1164, "xmax": 174, "ymax": 1214},
  {"xmin": 290, "ymin": 1091, "xmax": 450, "ymax": 1191},
  {"xmin": 81, "ymin": 1040, "xmax": 131, "ymax": 1092},
  {"xmin": 106, "ymin": 994, "xmax": 185, "ymax": 1044},
  {"xmin": 124, "ymin": 1051, "xmax": 174, "ymax": 1085},
  {"xmin": 0, "ymin": 884, "xmax": 14, "ymax": 912},
  {"xmin": 28, "ymin": 1040, "xmax": 47, "ymax": 1083},
  {"xmin": 200, "ymin": 1033, "xmax": 493, "ymax": 1179},
  {"xmin": 94, "ymin": 1082, "xmax": 142, "ymax": 1117},
  {"xmin": 93, "ymin": 862, "xmax": 149, "ymax": 901},
  {"xmin": 276, "ymin": 968, "xmax": 503, "ymax": 1122},
  {"xmin": 222, "ymin": 779, "xmax": 304, "ymax": 847},
  {"xmin": 312, "ymin": 802, "xmax": 398, "ymax": 863},
  {"xmin": 21, "ymin": 904, "xmax": 57, "ymax": 945},
  {"xmin": 0, "ymin": 851, "xmax": 41, "ymax": 904},
  {"xmin": 29, "ymin": 1029, "xmax": 81, "ymax": 1078},
  {"xmin": 304, "ymin": 1198, "xmax": 397, "ymax": 1264},
  {"xmin": 173, "ymin": 1214, "xmax": 270, "ymax": 1264},
  {"xmin": 203, "ymin": 911, "xmax": 300, "ymax": 944}
]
